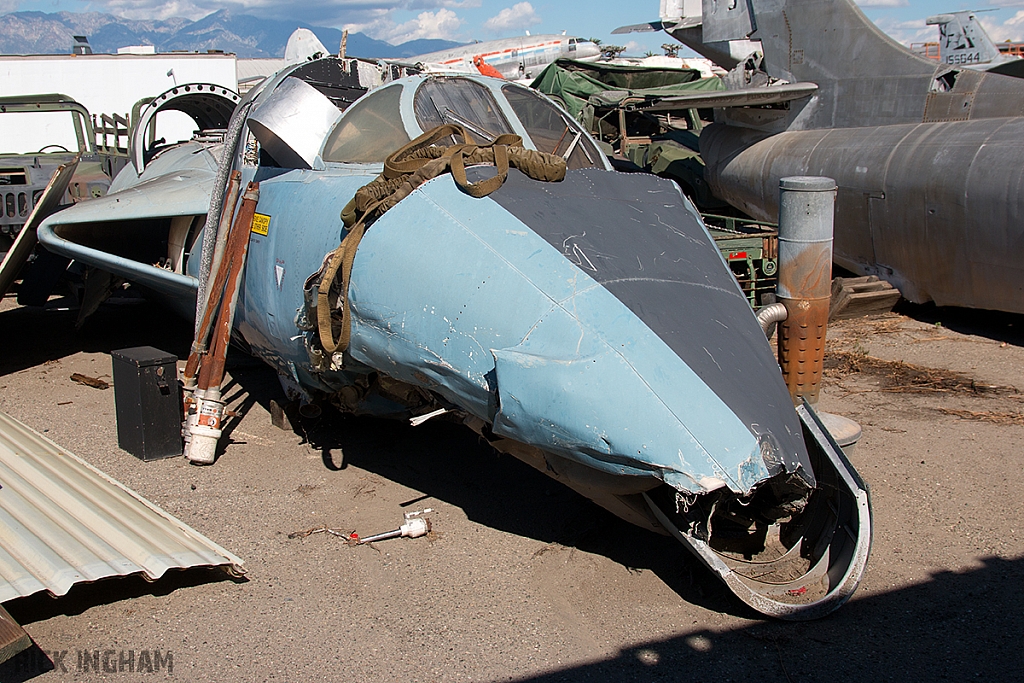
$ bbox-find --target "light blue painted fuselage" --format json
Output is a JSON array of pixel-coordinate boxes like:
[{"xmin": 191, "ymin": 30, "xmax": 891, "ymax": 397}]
[{"xmin": 230, "ymin": 165, "xmax": 770, "ymax": 494}]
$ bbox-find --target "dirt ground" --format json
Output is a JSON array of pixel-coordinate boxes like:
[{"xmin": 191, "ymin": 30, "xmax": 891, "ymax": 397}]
[{"xmin": 0, "ymin": 291, "xmax": 1022, "ymax": 682}]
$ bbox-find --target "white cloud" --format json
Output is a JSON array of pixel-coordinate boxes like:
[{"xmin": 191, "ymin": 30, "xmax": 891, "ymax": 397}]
[
  {"xmin": 347, "ymin": 7, "xmax": 463, "ymax": 42},
  {"xmin": 854, "ymin": 0, "xmax": 907, "ymax": 8},
  {"xmin": 410, "ymin": 0, "xmax": 480, "ymax": 7},
  {"xmin": 623, "ymin": 40, "xmax": 646, "ymax": 55},
  {"xmin": 62, "ymin": 0, "xmax": 471, "ymax": 29},
  {"xmin": 0, "ymin": 0, "xmax": 18, "ymax": 13},
  {"xmin": 871, "ymin": 16, "xmax": 932, "ymax": 46},
  {"xmin": 979, "ymin": 10, "xmax": 1024, "ymax": 43},
  {"xmin": 105, "ymin": 0, "xmax": 213, "ymax": 21},
  {"xmin": 482, "ymin": 2, "xmax": 540, "ymax": 33}
]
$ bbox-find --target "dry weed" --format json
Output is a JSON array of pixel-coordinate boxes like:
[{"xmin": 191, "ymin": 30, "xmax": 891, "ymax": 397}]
[
  {"xmin": 823, "ymin": 349, "xmax": 1017, "ymax": 395},
  {"xmin": 938, "ymin": 408, "xmax": 1024, "ymax": 426}
]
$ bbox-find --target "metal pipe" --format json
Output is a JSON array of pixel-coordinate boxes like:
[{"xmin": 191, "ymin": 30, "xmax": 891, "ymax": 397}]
[
  {"xmin": 206, "ymin": 169, "xmax": 243, "ymax": 318},
  {"xmin": 357, "ymin": 516, "xmax": 431, "ymax": 544},
  {"xmin": 776, "ymin": 176, "xmax": 835, "ymax": 405},
  {"xmin": 195, "ymin": 100, "xmax": 252, "ymax": 331},
  {"xmin": 183, "ymin": 178, "xmax": 255, "ymax": 389},
  {"xmin": 202, "ymin": 182, "xmax": 260, "ymax": 391},
  {"xmin": 183, "ymin": 169, "xmax": 241, "ymax": 393},
  {"xmin": 755, "ymin": 302, "xmax": 788, "ymax": 337},
  {"xmin": 186, "ymin": 182, "xmax": 260, "ymax": 465}
]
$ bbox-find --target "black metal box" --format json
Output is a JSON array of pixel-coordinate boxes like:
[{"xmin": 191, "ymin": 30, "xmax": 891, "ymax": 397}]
[{"xmin": 111, "ymin": 346, "xmax": 183, "ymax": 460}]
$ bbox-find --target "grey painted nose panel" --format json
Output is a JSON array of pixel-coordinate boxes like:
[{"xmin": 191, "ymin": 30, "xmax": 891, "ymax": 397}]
[{"xmin": 479, "ymin": 167, "xmax": 810, "ymax": 476}]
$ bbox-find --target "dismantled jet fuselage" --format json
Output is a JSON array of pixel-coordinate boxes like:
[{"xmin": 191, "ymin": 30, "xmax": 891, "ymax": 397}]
[
  {"xmin": 690, "ymin": 0, "xmax": 1024, "ymax": 313},
  {"xmin": 38, "ymin": 57, "xmax": 870, "ymax": 619}
]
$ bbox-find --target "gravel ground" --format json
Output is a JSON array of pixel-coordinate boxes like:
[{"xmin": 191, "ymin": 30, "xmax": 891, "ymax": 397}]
[{"xmin": 0, "ymin": 293, "xmax": 1022, "ymax": 682}]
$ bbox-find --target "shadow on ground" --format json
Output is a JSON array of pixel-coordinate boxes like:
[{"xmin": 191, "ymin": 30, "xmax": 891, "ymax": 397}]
[
  {"xmin": 0, "ymin": 295, "xmax": 193, "ymax": 377},
  {"xmin": 7, "ymin": 296, "xmax": 1018, "ymax": 682},
  {"xmin": 895, "ymin": 300, "xmax": 1024, "ymax": 347},
  {"xmin": 503, "ymin": 554, "xmax": 1024, "ymax": 682},
  {"xmin": 4, "ymin": 567, "xmax": 242, "ymax": 625},
  {"xmin": 221, "ymin": 366, "xmax": 743, "ymax": 617},
  {"xmin": 5, "ymin": 553, "xmax": 1020, "ymax": 681}
]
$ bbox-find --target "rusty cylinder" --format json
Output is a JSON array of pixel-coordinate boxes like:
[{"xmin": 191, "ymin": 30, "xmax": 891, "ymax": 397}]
[{"xmin": 776, "ymin": 176, "xmax": 836, "ymax": 405}]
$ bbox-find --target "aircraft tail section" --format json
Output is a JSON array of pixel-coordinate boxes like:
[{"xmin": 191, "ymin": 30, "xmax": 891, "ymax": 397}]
[
  {"xmin": 928, "ymin": 11, "xmax": 1004, "ymax": 67},
  {"xmin": 705, "ymin": 0, "xmax": 937, "ymax": 129},
  {"xmin": 749, "ymin": 0, "xmax": 933, "ymax": 79},
  {"xmin": 660, "ymin": 0, "xmax": 700, "ymax": 23}
]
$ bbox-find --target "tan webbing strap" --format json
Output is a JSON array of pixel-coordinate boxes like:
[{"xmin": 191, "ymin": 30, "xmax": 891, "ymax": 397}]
[
  {"xmin": 384, "ymin": 124, "xmax": 472, "ymax": 178},
  {"xmin": 317, "ymin": 217, "xmax": 369, "ymax": 354},
  {"xmin": 450, "ymin": 143, "xmax": 509, "ymax": 198},
  {"xmin": 318, "ymin": 124, "xmax": 567, "ymax": 356}
]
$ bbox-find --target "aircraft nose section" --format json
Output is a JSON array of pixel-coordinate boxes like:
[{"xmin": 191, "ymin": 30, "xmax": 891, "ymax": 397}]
[
  {"xmin": 574, "ymin": 41, "xmax": 601, "ymax": 61},
  {"xmin": 480, "ymin": 168, "xmax": 810, "ymax": 489},
  {"xmin": 346, "ymin": 168, "xmax": 811, "ymax": 494},
  {"xmin": 342, "ymin": 167, "xmax": 870, "ymax": 619},
  {"xmin": 487, "ymin": 314, "xmax": 770, "ymax": 494}
]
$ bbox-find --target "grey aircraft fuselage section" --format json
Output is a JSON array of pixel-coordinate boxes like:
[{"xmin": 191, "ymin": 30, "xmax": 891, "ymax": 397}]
[{"xmin": 693, "ymin": 0, "xmax": 1024, "ymax": 313}]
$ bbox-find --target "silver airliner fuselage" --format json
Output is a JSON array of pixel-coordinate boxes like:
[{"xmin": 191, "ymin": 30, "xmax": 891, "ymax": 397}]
[{"xmin": 411, "ymin": 34, "xmax": 600, "ymax": 80}]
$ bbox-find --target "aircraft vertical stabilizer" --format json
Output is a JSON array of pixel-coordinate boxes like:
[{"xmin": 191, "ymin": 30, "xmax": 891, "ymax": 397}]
[
  {"xmin": 926, "ymin": 11, "xmax": 1024, "ymax": 77},
  {"xmin": 735, "ymin": 0, "xmax": 936, "ymax": 129},
  {"xmin": 699, "ymin": 0, "xmax": 1024, "ymax": 313}
]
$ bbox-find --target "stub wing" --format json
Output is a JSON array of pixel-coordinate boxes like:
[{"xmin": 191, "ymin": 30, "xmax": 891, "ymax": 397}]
[
  {"xmin": 639, "ymin": 81, "xmax": 818, "ymax": 111},
  {"xmin": 36, "ymin": 146, "xmax": 217, "ymax": 307}
]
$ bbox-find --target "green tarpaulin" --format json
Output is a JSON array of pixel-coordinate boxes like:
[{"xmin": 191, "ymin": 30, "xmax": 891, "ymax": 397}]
[{"xmin": 531, "ymin": 58, "xmax": 724, "ymax": 122}]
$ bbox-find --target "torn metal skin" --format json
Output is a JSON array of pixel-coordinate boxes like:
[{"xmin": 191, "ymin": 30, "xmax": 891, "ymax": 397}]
[{"xmin": 37, "ymin": 60, "xmax": 871, "ymax": 618}]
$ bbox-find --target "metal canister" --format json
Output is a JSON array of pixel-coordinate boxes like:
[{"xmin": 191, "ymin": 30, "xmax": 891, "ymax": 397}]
[{"xmin": 776, "ymin": 176, "xmax": 836, "ymax": 405}]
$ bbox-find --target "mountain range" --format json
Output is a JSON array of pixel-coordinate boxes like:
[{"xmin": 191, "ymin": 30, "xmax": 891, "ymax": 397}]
[{"xmin": 0, "ymin": 10, "xmax": 464, "ymax": 59}]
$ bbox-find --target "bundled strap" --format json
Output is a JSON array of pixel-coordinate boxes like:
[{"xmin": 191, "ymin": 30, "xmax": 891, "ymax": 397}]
[{"xmin": 319, "ymin": 124, "xmax": 567, "ymax": 355}]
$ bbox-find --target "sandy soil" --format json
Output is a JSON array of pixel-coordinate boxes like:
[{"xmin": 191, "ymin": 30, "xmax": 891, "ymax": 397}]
[{"xmin": 0, "ymin": 292, "xmax": 1022, "ymax": 682}]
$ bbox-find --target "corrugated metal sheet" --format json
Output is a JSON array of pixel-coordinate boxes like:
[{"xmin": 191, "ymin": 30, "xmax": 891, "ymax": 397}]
[{"xmin": 0, "ymin": 410, "xmax": 243, "ymax": 602}]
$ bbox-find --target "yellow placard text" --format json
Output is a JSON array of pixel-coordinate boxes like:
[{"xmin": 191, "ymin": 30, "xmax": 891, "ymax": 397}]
[{"xmin": 251, "ymin": 213, "xmax": 271, "ymax": 236}]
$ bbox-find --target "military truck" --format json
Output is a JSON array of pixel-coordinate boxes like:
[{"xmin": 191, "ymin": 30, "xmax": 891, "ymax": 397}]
[{"xmin": 0, "ymin": 94, "xmax": 126, "ymax": 254}]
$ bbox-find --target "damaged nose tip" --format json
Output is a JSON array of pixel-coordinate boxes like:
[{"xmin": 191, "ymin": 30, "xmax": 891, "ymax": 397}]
[{"xmin": 645, "ymin": 405, "xmax": 871, "ymax": 620}]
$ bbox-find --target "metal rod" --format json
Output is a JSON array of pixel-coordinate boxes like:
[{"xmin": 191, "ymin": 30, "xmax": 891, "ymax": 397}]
[
  {"xmin": 195, "ymin": 100, "xmax": 252, "ymax": 330},
  {"xmin": 197, "ymin": 182, "xmax": 260, "ymax": 393},
  {"xmin": 186, "ymin": 182, "xmax": 260, "ymax": 465},
  {"xmin": 183, "ymin": 173, "xmax": 249, "ymax": 388}
]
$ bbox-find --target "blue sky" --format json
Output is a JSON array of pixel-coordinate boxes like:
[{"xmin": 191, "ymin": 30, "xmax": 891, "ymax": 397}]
[{"xmin": 5, "ymin": 0, "xmax": 1024, "ymax": 53}]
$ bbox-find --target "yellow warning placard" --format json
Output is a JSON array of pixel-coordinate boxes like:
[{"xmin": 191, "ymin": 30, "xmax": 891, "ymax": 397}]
[{"xmin": 251, "ymin": 213, "xmax": 271, "ymax": 236}]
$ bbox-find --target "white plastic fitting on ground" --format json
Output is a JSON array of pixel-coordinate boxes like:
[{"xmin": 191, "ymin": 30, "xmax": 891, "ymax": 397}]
[
  {"xmin": 356, "ymin": 513, "xmax": 432, "ymax": 544},
  {"xmin": 399, "ymin": 517, "xmax": 429, "ymax": 539}
]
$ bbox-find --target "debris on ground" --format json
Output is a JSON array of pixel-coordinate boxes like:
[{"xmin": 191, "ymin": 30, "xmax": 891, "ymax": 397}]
[
  {"xmin": 69, "ymin": 373, "xmax": 110, "ymax": 389},
  {"xmin": 355, "ymin": 510, "xmax": 432, "ymax": 545},
  {"xmin": 532, "ymin": 542, "xmax": 566, "ymax": 559},
  {"xmin": 288, "ymin": 525, "xmax": 359, "ymax": 545},
  {"xmin": 829, "ymin": 275, "xmax": 902, "ymax": 320},
  {"xmin": 289, "ymin": 510, "xmax": 433, "ymax": 547}
]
